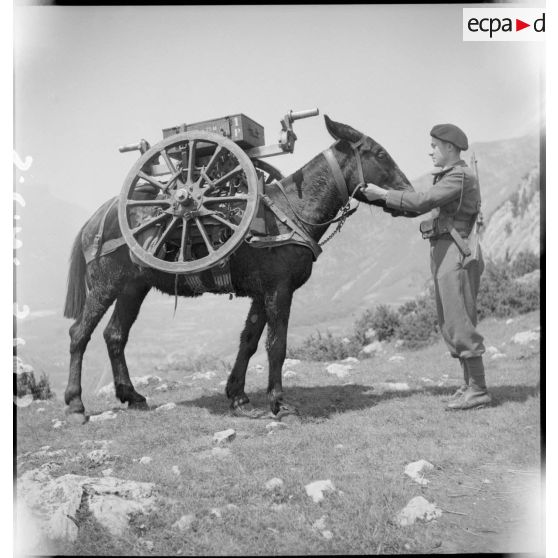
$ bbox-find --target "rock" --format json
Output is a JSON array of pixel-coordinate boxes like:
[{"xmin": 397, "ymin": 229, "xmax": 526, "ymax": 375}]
[
  {"xmin": 334, "ymin": 444, "xmax": 344, "ymax": 449},
  {"xmin": 321, "ymin": 530, "xmax": 333, "ymax": 539},
  {"xmin": 305, "ymin": 480, "xmax": 336, "ymax": 503},
  {"xmin": 341, "ymin": 337, "xmax": 351, "ymax": 344},
  {"xmin": 226, "ymin": 504, "xmax": 239, "ymax": 511},
  {"xmin": 365, "ymin": 328, "xmax": 377, "ymax": 339},
  {"xmin": 36, "ymin": 407, "xmax": 45, "ymax": 412},
  {"xmin": 219, "ymin": 380, "xmax": 227, "ymax": 387},
  {"xmin": 89, "ymin": 410, "xmax": 118, "ymax": 422},
  {"xmin": 18, "ymin": 469, "xmax": 156, "ymax": 541},
  {"xmin": 506, "ymin": 318, "xmax": 514, "ymax": 324},
  {"xmin": 421, "ymin": 377, "xmax": 434, "ymax": 383},
  {"xmin": 283, "ymin": 370, "xmax": 297, "ymax": 379},
  {"xmin": 388, "ymin": 355, "xmax": 405, "ymax": 363},
  {"xmin": 395, "ymin": 339, "xmax": 404, "ymax": 347},
  {"xmin": 486, "ymin": 346, "xmax": 500, "ymax": 354},
  {"xmin": 341, "ymin": 357, "xmax": 359, "ymax": 364},
  {"xmin": 491, "ymin": 352, "xmax": 506, "ymax": 360},
  {"xmin": 97, "ymin": 383, "xmax": 115, "ymax": 397},
  {"xmin": 283, "ymin": 359, "xmax": 300, "ymax": 368},
  {"xmin": 482, "ymin": 479, "xmax": 492, "ymax": 484},
  {"xmin": 266, "ymin": 421, "xmax": 287, "ymax": 431},
  {"xmin": 209, "ymin": 508, "xmax": 222, "ymax": 518},
  {"xmin": 362, "ymin": 341, "xmax": 383, "ymax": 355},
  {"xmin": 511, "ymin": 330, "xmax": 540, "ymax": 345},
  {"xmin": 140, "ymin": 540, "xmax": 154, "ymax": 551},
  {"xmin": 101, "ymin": 469, "xmax": 113, "ymax": 477},
  {"xmin": 396, "ymin": 496, "xmax": 442, "ymax": 526},
  {"xmin": 87, "ymin": 449, "xmax": 109, "ymax": 465},
  {"xmin": 15, "ymin": 395, "xmax": 34, "ymax": 408},
  {"xmin": 312, "ymin": 515, "xmax": 327, "ymax": 530},
  {"xmin": 131, "ymin": 375, "xmax": 161, "ymax": 387},
  {"xmin": 52, "ymin": 420, "xmax": 64, "ymax": 429},
  {"xmin": 173, "ymin": 514, "xmax": 195, "ymax": 532},
  {"xmin": 172, "ymin": 466, "xmax": 181, "ymax": 476},
  {"xmin": 374, "ymin": 382, "xmax": 410, "ymax": 392},
  {"xmin": 326, "ymin": 363, "xmax": 352, "ymax": 378},
  {"xmin": 191, "ymin": 371, "xmax": 216, "ymax": 381},
  {"xmin": 404, "ymin": 460, "xmax": 434, "ymax": 486},
  {"xmin": 265, "ymin": 478, "xmax": 284, "ymax": 491},
  {"xmin": 139, "ymin": 456, "xmax": 152, "ymax": 465},
  {"xmin": 213, "ymin": 429, "xmax": 236, "ymax": 444},
  {"xmin": 154, "ymin": 383, "xmax": 168, "ymax": 392},
  {"xmin": 155, "ymin": 402, "xmax": 176, "ymax": 412}
]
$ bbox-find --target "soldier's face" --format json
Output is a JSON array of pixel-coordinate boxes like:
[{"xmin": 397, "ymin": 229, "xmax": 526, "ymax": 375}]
[{"xmin": 429, "ymin": 138, "xmax": 451, "ymax": 168}]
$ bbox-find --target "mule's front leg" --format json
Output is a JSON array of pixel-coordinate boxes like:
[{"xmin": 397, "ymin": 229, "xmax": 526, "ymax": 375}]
[
  {"xmin": 264, "ymin": 287, "xmax": 296, "ymax": 416},
  {"xmin": 226, "ymin": 296, "xmax": 267, "ymax": 417}
]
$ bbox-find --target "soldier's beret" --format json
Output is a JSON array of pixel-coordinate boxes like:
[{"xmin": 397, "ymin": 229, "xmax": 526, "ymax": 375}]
[{"xmin": 430, "ymin": 124, "xmax": 468, "ymax": 151}]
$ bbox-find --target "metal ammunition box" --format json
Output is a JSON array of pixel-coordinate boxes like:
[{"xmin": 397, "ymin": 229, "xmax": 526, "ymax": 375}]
[{"xmin": 162, "ymin": 114, "xmax": 265, "ymax": 149}]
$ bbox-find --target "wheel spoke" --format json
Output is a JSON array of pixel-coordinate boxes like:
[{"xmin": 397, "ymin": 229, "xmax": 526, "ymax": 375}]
[
  {"xmin": 209, "ymin": 213, "xmax": 238, "ymax": 231},
  {"xmin": 138, "ymin": 171, "xmax": 166, "ymax": 190},
  {"xmin": 126, "ymin": 199, "xmax": 171, "ymax": 208},
  {"xmin": 199, "ymin": 170, "xmax": 216, "ymax": 189},
  {"xmin": 212, "ymin": 164, "xmax": 243, "ymax": 189},
  {"xmin": 204, "ymin": 145, "xmax": 224, "ymax": 176},
  {"xmin": 131, "ymin": 213, "xmax": 168, "ymax": 236},
  {"xmin": 178, "ymin": 217, "xmax": 189, "ymax": 262},
  {"xmin": 160, "ymin": 149, "xmax": 176, "ymax": 174},
  {"xmin": 150, "ymin": 216, "xmax": 180, "ymax": 256},
  {"xmin": 195, "ymin": 217, "xmax": 214, "ymax": 253},
  {"xmin": 203, "ymin": 195, "xmax": 248, "ymax": 203},
  {"xmin": 187, "ymin": 141, "xmax": 197, "ymax": 184}
]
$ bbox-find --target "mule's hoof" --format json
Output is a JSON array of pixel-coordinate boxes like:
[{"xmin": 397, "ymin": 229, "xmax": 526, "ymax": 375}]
[
  {"xmin": 128, "ymin": 400, "xmax": 150, "ymax": 411},
  {"xmin": 230, "ymin": 402, "xmax": 266, "ymax": 419},
  {"xmin": 66, "ymin": 411, "xmax": 88, "ymax": 425}
]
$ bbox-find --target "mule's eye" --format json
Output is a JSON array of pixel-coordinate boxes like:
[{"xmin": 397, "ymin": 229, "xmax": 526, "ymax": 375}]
[{"xmin": 377, "ymin": 151, "xmax": 386, "ymax": 159}]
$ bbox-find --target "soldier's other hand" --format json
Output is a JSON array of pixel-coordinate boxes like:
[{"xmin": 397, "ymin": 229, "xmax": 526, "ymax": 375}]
[{"xmin": 363, "ymin": 183, "xmax": 387, "ymax": 202}]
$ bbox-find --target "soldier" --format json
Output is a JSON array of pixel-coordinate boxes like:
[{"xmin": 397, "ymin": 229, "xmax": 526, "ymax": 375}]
[{"xmin": 363, "ymin": 124, "xmax": 491, "ymax": 410}]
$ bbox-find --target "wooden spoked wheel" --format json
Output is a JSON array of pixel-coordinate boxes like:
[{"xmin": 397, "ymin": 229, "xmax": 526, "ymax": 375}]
[{"xmin": 118, "ymin": 131, "xmax": 259, "ymax": 274}]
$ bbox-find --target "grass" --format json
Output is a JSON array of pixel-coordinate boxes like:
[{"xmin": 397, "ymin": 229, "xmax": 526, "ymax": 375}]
[{"xmin": 16, "ymin": 311, "xmax": 542, "ymax": 555}]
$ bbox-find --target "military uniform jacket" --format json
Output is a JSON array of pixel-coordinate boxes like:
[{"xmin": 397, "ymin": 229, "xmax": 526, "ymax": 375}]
[{"xmin": 385, "ymin": 160, "xmax": 481, "ymax": 232}]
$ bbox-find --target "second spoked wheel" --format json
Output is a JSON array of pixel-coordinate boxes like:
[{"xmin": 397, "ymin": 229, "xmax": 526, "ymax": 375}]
[{"xmin": 118, "ymin": 131, "xmax": 259, "ymax": 274}]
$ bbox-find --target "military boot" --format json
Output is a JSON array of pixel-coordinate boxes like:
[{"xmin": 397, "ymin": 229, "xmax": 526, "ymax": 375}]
[
  {"xmin": 442, "ymin": 358, "xmax": 469, "ymax": 402},
  {"xmin": 446, "ymin": 356, "xmax": 491, "ymax": 410}
]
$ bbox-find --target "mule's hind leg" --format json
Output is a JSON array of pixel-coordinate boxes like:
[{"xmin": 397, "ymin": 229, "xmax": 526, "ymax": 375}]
[
  {"xmin": 263, "ymin": 286, "xmax": 296, "ymax": 416},
  {"xmin": 65, "ymin": 284, "xmax": 122, "ymax": 422},
  {"xmin": 103, "ymin": 281, "xmax": 151, "ymax": 410},
  {"xmin": 226, "ymin": 296, "xmax": 267, "ymax": 417}
]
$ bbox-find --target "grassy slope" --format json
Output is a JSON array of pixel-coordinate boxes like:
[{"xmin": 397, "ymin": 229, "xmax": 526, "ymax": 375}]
[{"xmin": 16, "ymin": 311, "xmax": 542, "ymax": 556}]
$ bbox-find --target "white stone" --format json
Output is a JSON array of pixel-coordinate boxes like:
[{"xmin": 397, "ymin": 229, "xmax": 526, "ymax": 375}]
[
  {"xmin": 101, "ymin": 469, "xmax": 113, "ymax": 477},
  {"xmin": 283, "ymin": 359, "xmax": 300, "ymax": 368},
  {"xmin": 421, "ymin": 377, "xmax": 434, "ymax": 383},
  {"xmin": 375, "ymin": 382, "xmax": 410, "ymax": 392},
  {"xmin": 89, "ymin": 411, "xmax": 117, "ymax": 422},
  {"xmin": 155, "ymin": 402, "xmax": 176, "ymax": 412},
  {"xmin": 321, "ymin": 530, "xmax": 333, "ymax": 540},
  {"xmin": 140, "ymin": 540, "xmax": 154, "ymax": 551},
  {"xmin": 131, "ymin": 375, "xmax": 161, "ymax": 386},
  {"xmin": 482, "ymin": 479, "xmax": 492, "ymax": 484},
  {"xmin": 172, "ymin": 466, "xmax": 181, "ymax": 476},
  {"xmin": 334, "ymin": 444, "xmax": 344, "ymax": 449},
  {"xmin": 326, "ymin": 363, "xmax": 352, "ymax": 378},
  {"xmin": 18, "ymin": 470, "xmax": 156, "ymax": 541},
  {"xmin": 491, "ymin": 353, "xmax": 506, "ymax": 360},
  {"xmin": 173, "ymin": 514, "xmax": 195, "ymax": 532},
  {"xmin": 365, "ymin": 328, "xmax": 377, "ymax": 339},
  {"xmin": 341, "ymin": 337, "xmax": 351, "ymax": 344},
  {"xmin": 283, "ymin": 370, "xmax": 297, "ymax": 379},
  {"xmin": 139, "ymin": 456, "xmax": 152, "ymax": 465},
  {"xmin": 404, "ymin": 460, "xmax": 434, "ymax": 486},
  {"xmin": 36, "ymin": 408, "xmax": 45, "ymax": 413},
  {"xmin": 52, "ymin": 420, "xmax": 64, "ymax": 429},
  {"xmin": 219, "ymin": 380, "xmax": 227, "ymax": 387},
  {"xmin": 396, "ymin": 496, "xmax": 442, "ymax": 526},
  {"xmin": 154, "ymin": 383, "xmax": 168, "ymax": 392},
  {"xmin": 388, "ymin": 355, "xmax": 405, "ymax": 363},
  {"xmin": 506, "ymin": 318, "xmax": 514, "ymax": 324},
  {"xmin": 511, "ymin": 330, "xmax": 540, "ymax": 345},
  {"xmin": 312, "ymin": 515, "xmax": 327, "ymax": 530},
  {"xmin": 191, "ymin": 371, "xmax": 216, "ymax": 381},
  {"xmin": 209, "ymin": 508, "xmax": 222, "ymax": 518},
  {"xmin": 266, "ymin": 421, "xmax": 287, "ymax": 431},
  {"xmin": 362, "ymin": 341, "xmax": 383, "ymax": 355},
  {"xmin": 305, "ymin": 480, "xmax": 336, "ymax": 503},
  {"xmin": 341, "ymin": 357, "xmax": 359, "ymax": 364},
  {"xmin": 97, "ymin": 383, "xmax": 115, "ymax": 397},
  {"xmin": 486, "ymin": 346, "xmax": 500, "ymax": 354},
  {"xmin": 213, "ymin": 429, "xmax": 236, "ymax": 444},
  {"xmin": 395, "ymin": 339, "xmax": 404, "ymax": 347},
  {"xmin": 265, "ymin": 478, "xmax": 284, "ymax": 491},
  {"xmin": 87, "ymin": 449, "xmax": 109, "ymax": 465},
  {"xmin": 14, "ymin": 394, "xmax": 33, "ymax": 408}
]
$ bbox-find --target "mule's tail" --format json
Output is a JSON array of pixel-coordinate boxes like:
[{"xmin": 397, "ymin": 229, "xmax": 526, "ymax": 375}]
[{"xmin": 64, "ymin": 227, "xmax": 87, "ymax": 319}]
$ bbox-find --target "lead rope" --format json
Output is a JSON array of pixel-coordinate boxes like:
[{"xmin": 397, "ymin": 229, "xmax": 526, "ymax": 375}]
[{"xmin": 173, "ymin": 273, "xmax": 179, "ymax": 317}]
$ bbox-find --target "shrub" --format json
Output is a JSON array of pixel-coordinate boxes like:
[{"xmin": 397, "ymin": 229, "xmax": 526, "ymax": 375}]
[
  {"xmin": 15, "ymin": 369, "xmax": 54, "ymax": 400},
  {"xmin": 510, "ymin": 251, "xmax": 540, "ymax": 278},
  {"xmin": 287, "ymin": 330, "xmax": 357, "ymax": 361},
  {"xmin": 353, "ymin": 304, "xmax": 400, "ymax": 343},
  {"xmin": 396, "ymin": 290, "xmax": 439, "ymax": 349}
]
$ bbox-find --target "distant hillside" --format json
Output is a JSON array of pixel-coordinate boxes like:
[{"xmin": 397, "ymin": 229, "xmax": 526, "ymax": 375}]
[{"xmin": 481, "ymin": 168, "xmax": 540, "ymax": 262}]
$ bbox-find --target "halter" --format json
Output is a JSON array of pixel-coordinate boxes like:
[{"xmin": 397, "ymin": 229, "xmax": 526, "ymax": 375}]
[{"xmin": 322, "ymin": 137, "xmax": 367, "ymax": 204}]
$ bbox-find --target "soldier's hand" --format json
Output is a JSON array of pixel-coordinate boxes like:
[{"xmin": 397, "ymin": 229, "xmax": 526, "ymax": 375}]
[{"xmin": 362, "ymin": 183, "xmax": 388, "ymax": 202}]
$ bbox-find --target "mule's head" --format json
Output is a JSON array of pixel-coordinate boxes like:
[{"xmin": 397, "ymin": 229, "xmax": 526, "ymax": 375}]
[{"xmin": 324, "ymin": 115, "xmax": 414, "ymax": 208}]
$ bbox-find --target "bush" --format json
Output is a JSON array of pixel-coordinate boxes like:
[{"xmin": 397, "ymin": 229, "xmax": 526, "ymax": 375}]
[
  {"xmin": 353, "ymin": 304, "xmax": 400, "ymax": 343},
  {"xmin": 287, "ymin": 330, "xmax": 358, "ymax": 361},
  {"xmin": 510, "ymin": 251, "xmax": 540, "ymax": 278},
  {"xmin": 15, "ymin": 369, "xmax": 54, "ymax": 400},
  {"xmin": 396, "ymin": 290, "xmax": 439, "ymax": 349}
]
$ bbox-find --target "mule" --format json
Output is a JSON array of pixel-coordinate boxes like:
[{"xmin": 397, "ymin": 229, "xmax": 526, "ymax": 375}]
[{"xmin": 63, "ymin": 115, "xmax": 414, "ymax": 423}]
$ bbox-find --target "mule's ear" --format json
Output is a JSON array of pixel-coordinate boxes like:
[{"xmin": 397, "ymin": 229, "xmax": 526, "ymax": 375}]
[{"xmin": 324, "ymin": 115, "xmax": 362, "ymax": 143}]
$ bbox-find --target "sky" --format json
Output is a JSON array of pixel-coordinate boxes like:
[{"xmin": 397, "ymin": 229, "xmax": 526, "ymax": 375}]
[{"xmin": 14, "ymin": 4, "xmax": 543, "ymax": 212}]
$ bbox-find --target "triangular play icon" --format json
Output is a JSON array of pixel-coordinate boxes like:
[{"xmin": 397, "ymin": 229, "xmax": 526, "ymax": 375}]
[{"xmin": 516, "ymin": 19, "xmax": 530, "ymax": 31}]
